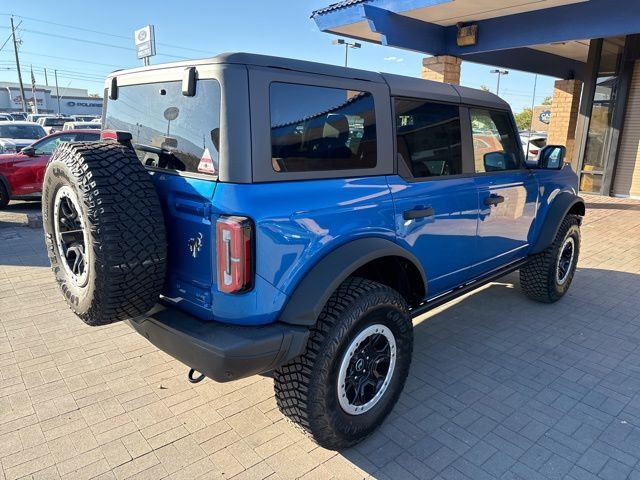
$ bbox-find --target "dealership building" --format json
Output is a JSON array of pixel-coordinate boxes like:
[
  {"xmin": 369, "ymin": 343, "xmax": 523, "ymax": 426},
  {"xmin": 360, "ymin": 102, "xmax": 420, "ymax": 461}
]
[
  {"xmin": 0, "ymin": 81, "xmax": 103, "ymax": 117},
  {"xmin": 313, "ymin": 0, "xmax": 640, "ymax": 198}
]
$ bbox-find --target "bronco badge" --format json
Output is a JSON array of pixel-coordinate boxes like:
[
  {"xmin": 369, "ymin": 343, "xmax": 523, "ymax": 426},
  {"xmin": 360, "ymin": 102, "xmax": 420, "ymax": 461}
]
[{"xmin": 188, "ymin": 233, "xmax": 203, "ymax": 258}]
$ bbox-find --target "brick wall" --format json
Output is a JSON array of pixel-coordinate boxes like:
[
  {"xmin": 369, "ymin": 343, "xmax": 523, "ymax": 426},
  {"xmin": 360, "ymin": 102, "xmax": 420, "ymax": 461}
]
[
  {"xmin": 548, "ymin": 79, "xmax": 583, "ymax": 162},
  {"xmin": 422, "ymin": 56, "xmax": 461, "ymax": 85}
]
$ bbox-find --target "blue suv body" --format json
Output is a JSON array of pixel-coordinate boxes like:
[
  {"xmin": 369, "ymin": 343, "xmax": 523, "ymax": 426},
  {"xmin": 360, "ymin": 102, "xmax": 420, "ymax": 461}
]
[{"xmin": 45, "ymin": 53, "xmax": 584, "ymax": 449}]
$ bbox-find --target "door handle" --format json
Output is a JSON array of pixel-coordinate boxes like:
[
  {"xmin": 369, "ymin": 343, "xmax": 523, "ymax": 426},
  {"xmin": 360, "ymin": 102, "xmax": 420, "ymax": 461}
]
[
  {"xmin": 403, "ymin": 207, "xmax": 435, "ymax": 220},
  {"xmin": 484, "ymin": 194, "xmax": 505, "ymax": 207}
]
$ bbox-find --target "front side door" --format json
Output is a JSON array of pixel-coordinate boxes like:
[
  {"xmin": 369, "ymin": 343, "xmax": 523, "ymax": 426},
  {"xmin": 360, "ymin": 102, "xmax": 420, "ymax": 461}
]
[
  {"xmin": 389, "ymin": 98, "xmax": 479, "ymax": 298},
  {"xmin": 467, "ymin": 108, "xmax": 538, "ymax": 273},
  {"xmin": 12, "ymin": 133, "xmax": 78, "ymax": 195}
]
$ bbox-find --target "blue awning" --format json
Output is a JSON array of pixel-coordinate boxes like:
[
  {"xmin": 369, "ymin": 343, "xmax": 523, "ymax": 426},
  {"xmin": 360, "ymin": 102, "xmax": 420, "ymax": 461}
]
[{"xmin": 312, "ymin": 0, "xmax": 640, "ymax": 79}]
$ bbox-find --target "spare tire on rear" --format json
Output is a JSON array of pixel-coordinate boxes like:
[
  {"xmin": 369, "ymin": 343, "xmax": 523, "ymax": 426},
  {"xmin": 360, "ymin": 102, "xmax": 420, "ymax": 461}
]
[{"xmin": 42, "ymin": 141, "xmax": 167, "ymax": 326}]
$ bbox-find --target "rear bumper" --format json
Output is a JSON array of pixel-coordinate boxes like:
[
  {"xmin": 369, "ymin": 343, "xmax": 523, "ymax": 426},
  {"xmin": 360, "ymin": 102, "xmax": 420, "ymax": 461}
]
[{"xmin": 126, "ymin": 303, "xmax": 309, "ymax": 382}]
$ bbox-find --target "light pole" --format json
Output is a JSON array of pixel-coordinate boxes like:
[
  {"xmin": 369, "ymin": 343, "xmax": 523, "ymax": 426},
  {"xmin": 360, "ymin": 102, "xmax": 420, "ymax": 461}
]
[
  {"xmin": 332, "ymin": 38, "xmax": 361, "ymax": 67},
  {"xmin": 490, "ymin": 69, "xmax": 509, "ymax": 96}
]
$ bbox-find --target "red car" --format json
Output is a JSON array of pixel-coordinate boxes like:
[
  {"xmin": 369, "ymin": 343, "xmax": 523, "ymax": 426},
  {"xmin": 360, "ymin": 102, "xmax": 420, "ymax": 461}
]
[{"xmin": 0, "ymin": 130, "xmax": 100, "ymax": 208}]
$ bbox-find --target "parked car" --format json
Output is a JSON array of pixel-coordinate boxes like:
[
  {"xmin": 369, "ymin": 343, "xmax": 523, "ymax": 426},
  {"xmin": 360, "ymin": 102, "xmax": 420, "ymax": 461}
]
[
  {"xmin": 10, "ymin": 112, "xmax": 27, "ymax": 121},
  {"xmin": 41, "ymin": 53, "xmax": 584, "ymax": 450},
  {"xmin": 0, "ymin": 113, "xmax": 15, "ymax": 121},
  {"xmin": 0, "ymin": 121, "xmax": 46, "ymax": 154},
  {"xmin": 72, "ymin": 115, "xmax": 100, "ymax": 122},
  {"xmin": 27, "ymin": 113, "xmax": 54, "ymax": 123},
  {"xmin": 521, "ymin": 133, "xmax": 547, "ymax": 160},
  {"xmin": 0, "ymin": 129, "xmax": 99, "ymax": 208},
  {"xmin": 62, "ymin": 121, "xmax": 101, "ymax": 131},
  {"xmin": 38, "ymin": 116, "xmax": 71, "ymax": 134}
]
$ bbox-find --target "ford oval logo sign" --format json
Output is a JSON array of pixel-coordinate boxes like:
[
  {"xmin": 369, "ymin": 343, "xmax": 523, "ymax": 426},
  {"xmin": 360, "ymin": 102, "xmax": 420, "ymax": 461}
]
[{"xmin": 539, "ymin": 110, "xmax": 552, "ymax": 124}]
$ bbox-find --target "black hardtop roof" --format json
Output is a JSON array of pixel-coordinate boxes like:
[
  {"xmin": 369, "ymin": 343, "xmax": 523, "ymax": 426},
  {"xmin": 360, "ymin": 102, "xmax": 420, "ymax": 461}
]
[{"xmin": 108, "ymin": 52, "xmax": 509, "ymax": 109}]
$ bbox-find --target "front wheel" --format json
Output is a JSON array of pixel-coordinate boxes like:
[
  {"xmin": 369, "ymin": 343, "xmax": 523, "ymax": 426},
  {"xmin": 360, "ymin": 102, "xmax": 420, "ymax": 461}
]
[
  {"xmin": 520, "ymin": 214, "xmax": 581, "ymax": 303},
  {"xmin": 274, "ymin": 277, "xmax": 413, "ymax": 450}
]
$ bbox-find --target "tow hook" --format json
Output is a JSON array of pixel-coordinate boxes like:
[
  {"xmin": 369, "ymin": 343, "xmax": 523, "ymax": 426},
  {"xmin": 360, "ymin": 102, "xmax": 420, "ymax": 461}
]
[{"xmin": 188, "ymin": 368, "xmax": 206, "ymax": 384}]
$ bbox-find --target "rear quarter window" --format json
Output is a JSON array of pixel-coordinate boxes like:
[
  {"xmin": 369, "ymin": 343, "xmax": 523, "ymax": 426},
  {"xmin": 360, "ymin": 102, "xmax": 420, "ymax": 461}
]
[{"xmin": 269, "ymin": 82, "xmax": 377, "ymax": 173}]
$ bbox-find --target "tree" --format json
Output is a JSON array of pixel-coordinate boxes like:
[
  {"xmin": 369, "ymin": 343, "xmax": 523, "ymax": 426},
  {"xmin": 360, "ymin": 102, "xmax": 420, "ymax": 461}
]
[
  {"xmin": 514, "ymin": 108, "xmax": 532, "ymax": 131},
  {"xmin": 89, "ymin": 93, "xmax": 101, "ymax": 98},
  {"xmin": 542, "ymin": 96, "xmax": 552, "ymax": 105},
  {"xmin": 479, "ymin": 85, "xmax": 491, "ymax": 92}
]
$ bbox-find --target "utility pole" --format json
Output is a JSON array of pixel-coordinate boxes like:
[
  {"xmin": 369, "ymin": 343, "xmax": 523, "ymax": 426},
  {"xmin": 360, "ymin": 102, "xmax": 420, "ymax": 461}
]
[
  {"xmin": 54, "ymin": 69, "xmax": 61, "ymax": 114},
  {"xmin": 44, "ymin": 68, "xmax": 49, "ymax": 86},
  {"xmin": 10, "ymin": 16, "xmax": 27, "ymax": 113}
]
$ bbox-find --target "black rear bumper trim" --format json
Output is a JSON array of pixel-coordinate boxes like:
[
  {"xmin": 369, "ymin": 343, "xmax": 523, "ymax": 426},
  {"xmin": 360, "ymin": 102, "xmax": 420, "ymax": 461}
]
[{"xmin": 127, "ymin": 304, "xmax": 309, "ymax": 382}]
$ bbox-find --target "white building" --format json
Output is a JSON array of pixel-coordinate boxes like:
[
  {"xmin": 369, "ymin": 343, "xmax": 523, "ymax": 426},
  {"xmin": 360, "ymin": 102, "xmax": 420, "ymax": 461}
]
[{"xmin": 0, "ymin": 82, "xmax": 103, "ymax": 116}]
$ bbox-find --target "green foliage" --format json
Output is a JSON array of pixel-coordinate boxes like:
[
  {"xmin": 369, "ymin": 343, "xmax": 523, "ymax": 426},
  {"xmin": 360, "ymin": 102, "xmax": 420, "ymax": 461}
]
[
  {"xmin": 514, "ymin": 108, "xmax": 533, "ymax": 131},
  {"xmin": 542, "ymin": 96, "xmax": 552, "ymax": 105}
]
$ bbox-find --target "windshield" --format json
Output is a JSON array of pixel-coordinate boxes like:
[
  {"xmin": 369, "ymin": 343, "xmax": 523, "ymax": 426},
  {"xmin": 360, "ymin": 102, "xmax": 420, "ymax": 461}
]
[
  {"xmin": 0, "ymin": 124, "xmax": 45, "ymax": 139},
  {"xmin": 44, "ymin": 118, "xmax": 69, "ymax": 127},
  {"xmin": 104, "ymin": 79, "xmax": 221, "ymax": 177}
]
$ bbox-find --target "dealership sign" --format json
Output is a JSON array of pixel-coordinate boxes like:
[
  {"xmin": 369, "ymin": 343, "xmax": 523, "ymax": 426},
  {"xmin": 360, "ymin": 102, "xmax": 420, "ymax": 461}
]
[
  {"xmin": 539, "ymin": 110, "xmax": 552, "ymax": 124},
  {"xmin": 134, "ymin": 25, "xmax": 156, "ymax": 60},
  {"xmin": 67, "ymin": 101, "xmax": 102, "ymax": 108}
]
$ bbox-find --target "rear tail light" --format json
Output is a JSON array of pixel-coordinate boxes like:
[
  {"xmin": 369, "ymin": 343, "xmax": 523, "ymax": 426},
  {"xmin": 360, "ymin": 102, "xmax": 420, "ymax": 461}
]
[
  {"xmin": 530, "ymin": 149, "xmax": 539, "ymax": 156},
  {"xmin": 101, "ymin": 130, "xmax": 132, "ymax": 143},
  {"xmin": 216, "ymin": 216, "xmax": 253, "ymax": 294}
]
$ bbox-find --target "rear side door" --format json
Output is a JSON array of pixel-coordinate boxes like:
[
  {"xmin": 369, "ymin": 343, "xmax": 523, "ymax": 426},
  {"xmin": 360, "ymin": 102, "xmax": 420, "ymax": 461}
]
[
  {"xmin": 467, "ymin": 107, "xmax": 538, "ymax": 272},
  {"xmin": 389, "ymin": 98, "xmax": 479, "ymax": 297}
]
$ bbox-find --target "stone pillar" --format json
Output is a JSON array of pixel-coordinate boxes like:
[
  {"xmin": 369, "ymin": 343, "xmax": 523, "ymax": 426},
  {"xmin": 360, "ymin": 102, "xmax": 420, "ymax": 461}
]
[
  {"xmin": 547, "ymin": 79, "xmax": 583, "ymax": 163},
  {"xmin": 422, "ymin": 56, "xmax": 461, "ymax": 85}
]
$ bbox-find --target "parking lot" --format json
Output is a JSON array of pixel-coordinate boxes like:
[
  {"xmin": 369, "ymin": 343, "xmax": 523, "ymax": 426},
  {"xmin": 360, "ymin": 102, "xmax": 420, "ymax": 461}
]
[{"xmin": 0, "ymin": 194, "xmax": 639, "ymax": 479}]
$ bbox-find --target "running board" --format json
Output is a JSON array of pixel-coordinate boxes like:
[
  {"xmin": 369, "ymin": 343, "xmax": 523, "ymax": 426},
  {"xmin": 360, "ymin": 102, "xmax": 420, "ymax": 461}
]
[{"xmin": 410, "ymin": 259, "xmax": 528, "ymax": 318}]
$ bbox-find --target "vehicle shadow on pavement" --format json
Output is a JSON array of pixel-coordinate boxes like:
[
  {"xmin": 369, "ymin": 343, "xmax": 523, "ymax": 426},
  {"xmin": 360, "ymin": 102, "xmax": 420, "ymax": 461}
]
[
  {"xmin": 585, "ymin": 202, "xmax": 640, "ymax": 211},
  {"xmin": 341, "ymin": 267, "xmax": 640, "ymax": 478}
]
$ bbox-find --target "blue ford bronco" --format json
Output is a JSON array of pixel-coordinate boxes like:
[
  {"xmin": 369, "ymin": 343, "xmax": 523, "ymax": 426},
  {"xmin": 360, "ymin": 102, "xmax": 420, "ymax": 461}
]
[{"xmin": 42, "ymin": 53, "xmax": 584, "ymax": 450}]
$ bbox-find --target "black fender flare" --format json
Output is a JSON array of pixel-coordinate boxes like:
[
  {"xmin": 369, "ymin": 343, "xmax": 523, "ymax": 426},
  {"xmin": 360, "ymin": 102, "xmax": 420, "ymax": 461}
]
[
  {"xmin": 0, "ymin": 173, "xmax": 11, "ymax": 197},
  {"xmin": 279, "ymin": 237, "xmax": 427, "ymax": 326},
  {"xmin": 530, "ymin": 192, "xmax": 585, "ymax": 254}
]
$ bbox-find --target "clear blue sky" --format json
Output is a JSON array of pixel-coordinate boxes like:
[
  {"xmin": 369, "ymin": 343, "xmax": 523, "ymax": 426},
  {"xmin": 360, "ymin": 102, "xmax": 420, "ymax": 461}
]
[{"xmin": 0, "ymin": 0, "xmax": 554, "ymax": 112}]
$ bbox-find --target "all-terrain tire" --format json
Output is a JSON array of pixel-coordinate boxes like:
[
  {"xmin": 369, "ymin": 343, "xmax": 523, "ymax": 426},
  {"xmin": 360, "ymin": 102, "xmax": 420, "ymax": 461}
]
[
  {"xmin": 274, "ymin": 277, "xmax": 413, "ymax": 450},
  {"xmin": 520, "ymin": 214, "xmax": 581, "ymax": 303},
  {"xmin": 0, "ymin": 181, "xmax": 9, "ymax": 209},
  {"xmin": 42, "ymin": 141, "xmax": 167, "ymax": 326}
]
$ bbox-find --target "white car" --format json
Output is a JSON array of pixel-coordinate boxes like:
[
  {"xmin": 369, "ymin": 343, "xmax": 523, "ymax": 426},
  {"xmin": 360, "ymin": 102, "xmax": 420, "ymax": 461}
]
[
  {"xmin": 521, "ymin": 134, "xmax": 547, "ymax": 160},
  {"xmin": 62, "ymin": 121, "xmax": 102, "ymax": 131},
  {"xmin": 0, "ymin": 121, "xmax": 47, "ymax": 153},
  {"xmin": 38, "ymin": 116, "xmax": 72, "ymax": 134}
]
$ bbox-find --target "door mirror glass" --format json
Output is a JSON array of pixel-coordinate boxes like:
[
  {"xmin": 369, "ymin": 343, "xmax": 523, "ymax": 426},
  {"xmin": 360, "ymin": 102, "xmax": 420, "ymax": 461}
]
[
  {"xmin": 483, "ymin": 151, "xmax": 509, "ymax": 172},
  {"xmin": 539, "ymin": 145, "xmax": 566, "ymax": 169},
  {"xmin": 21, "ymin": 146, "xmax": 35, "ymax": 157}
]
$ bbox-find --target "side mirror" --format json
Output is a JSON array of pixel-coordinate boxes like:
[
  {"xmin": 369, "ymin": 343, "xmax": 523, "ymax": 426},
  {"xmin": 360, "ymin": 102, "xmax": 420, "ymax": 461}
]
[
  {"xmin": 483, "ymin": 151, "xmax": 507, "ymax": 172},
  {"xmin": 538, "ymin": 145, "xmax": 566, "ymax": 169},
  {"xmin": 21, "ymin": 146, "xmax": 35, "ymax": 156}
]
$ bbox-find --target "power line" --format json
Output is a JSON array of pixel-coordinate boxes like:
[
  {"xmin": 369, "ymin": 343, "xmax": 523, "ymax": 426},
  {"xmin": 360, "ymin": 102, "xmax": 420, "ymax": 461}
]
[{"xmin": 0, "ymin": 13, "xmax": 214, "ymax": 56}]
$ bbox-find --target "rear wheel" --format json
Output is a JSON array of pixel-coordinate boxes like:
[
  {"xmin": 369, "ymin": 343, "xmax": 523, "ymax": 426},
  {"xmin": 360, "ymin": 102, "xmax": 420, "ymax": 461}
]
[
  {"xmin": 42, "ymin": 141, "xmax": 167, "ymax": 326},
  {"xmin": 520, "ymin": 214, "xmax": 581, "ymax": 303},
  {"xmin": 274, "ymin": 277, "xmax": 413, "ymax": 450},
  {"xmin": 0, "ymin": 182, "xmax": 9, "ymax": 209}
]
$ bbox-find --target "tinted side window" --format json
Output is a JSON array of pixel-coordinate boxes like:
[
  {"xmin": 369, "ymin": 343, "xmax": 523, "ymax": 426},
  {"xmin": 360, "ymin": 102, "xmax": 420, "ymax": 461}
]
[
  {"xmin": 394, "ymin": 98, "xmax": 462, "ymax": 178},
  {"xmin": 269, "ymin": 83, "xmax": 377, "ymax": 172},
  {"xmin": 470, "ymin": 109, "xmax": 521, "ymax": 173}
]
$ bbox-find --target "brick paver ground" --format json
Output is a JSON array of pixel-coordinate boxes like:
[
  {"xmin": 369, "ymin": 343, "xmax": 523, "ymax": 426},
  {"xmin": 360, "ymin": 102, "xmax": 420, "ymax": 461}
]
[{"xmin": 1, "ymin": 194, "xmax": 639, "ymax": 480}]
